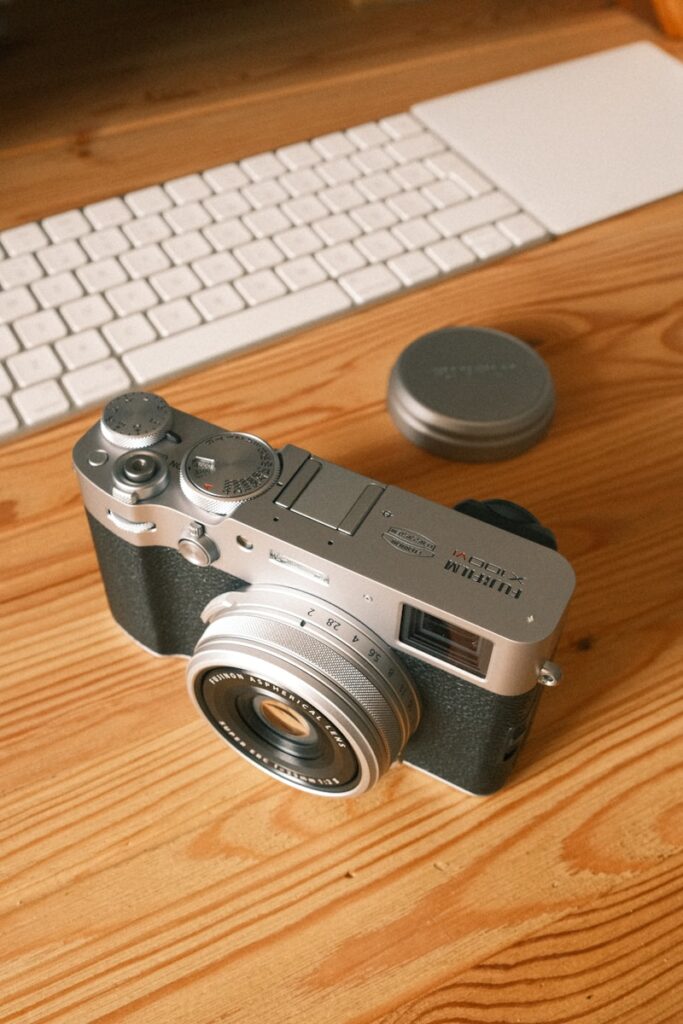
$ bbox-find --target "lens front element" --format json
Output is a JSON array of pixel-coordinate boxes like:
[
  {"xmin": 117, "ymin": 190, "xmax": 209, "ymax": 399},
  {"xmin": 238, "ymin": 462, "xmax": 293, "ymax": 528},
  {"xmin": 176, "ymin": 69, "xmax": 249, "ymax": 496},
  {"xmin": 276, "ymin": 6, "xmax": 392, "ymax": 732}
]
[{"xmin": 188, "ymin": 587, "xmax": 420, "ymax": 797}]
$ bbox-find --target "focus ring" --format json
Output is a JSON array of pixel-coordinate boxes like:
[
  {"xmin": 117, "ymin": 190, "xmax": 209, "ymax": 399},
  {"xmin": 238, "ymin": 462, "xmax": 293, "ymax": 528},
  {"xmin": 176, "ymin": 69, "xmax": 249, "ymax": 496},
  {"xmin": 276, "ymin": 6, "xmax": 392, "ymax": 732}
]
[{"xmin": 215, "ymin": 613, "xmax": 404, "ymax": 765}]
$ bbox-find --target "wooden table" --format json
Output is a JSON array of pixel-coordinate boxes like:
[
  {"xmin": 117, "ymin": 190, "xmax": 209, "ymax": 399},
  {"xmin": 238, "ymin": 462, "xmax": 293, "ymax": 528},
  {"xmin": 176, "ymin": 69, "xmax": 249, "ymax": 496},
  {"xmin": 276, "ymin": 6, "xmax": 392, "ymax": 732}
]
[{"xmin": 1, "ymin": 3, "xmax": 682, "ymax": 1021}]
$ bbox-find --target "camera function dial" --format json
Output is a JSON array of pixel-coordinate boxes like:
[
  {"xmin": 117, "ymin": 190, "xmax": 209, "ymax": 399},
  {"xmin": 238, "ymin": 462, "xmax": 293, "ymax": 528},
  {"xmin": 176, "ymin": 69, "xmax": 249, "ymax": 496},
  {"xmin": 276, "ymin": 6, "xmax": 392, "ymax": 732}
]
[
  {"xmin": 101, "ymin": 392, "xmax": 173, "ymax": 449},
  {"xmin": 179, "ymin": 432, "xmax": 279, "ymax": 514}
]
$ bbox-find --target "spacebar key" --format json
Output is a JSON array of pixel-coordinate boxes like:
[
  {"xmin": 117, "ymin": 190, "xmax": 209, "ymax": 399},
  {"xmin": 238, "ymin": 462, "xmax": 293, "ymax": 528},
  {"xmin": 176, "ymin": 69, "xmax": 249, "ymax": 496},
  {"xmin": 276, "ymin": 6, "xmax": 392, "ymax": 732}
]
[{"xmin": 123, "ymin": 281, "xmax": 352, "ymax": 385}]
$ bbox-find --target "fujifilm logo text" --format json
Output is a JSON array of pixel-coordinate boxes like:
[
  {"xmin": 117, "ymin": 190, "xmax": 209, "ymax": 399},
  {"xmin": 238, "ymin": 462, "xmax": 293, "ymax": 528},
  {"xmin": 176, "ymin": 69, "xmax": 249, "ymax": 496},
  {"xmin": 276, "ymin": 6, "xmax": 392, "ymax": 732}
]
[{"xmin": 443, "ymin": 550, "xmax": 526, "ymax": 600}]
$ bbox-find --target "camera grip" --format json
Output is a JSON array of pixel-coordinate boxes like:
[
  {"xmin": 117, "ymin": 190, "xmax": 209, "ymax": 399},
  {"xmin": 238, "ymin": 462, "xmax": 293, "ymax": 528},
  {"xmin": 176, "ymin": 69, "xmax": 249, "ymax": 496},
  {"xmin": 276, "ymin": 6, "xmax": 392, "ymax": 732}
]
[
  {"xmin": 87, "ymin": 512, "xmax": 245, "ymax": 656},
  {"xmin": 400, "ymin": 653, "xmax": 542, "ymax": 795}
]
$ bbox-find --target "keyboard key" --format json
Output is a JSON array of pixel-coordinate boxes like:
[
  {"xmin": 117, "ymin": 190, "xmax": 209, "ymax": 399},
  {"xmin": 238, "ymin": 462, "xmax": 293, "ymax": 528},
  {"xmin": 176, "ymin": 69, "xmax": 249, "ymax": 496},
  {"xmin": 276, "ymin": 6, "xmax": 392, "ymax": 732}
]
[
  {"xmin": 37, "ymin": 240, "xmax": 87, "ymax": 275},
  {"xmin": 84, "ymin": 198, "xmax": 132, "ymax": 230},
  {"xmin": 380, "ymin": 113, "xmax": 422, "ymax": 139},
  {"xmin": 426, "ymin": 152, "xmax": 492, "ymax": 196},
  {"xmin": 356, "ymin": 173, "xmax": 401, "ymax": 202},
  {"xmin": 162, "ymin": 231, "xmax": 212, "ymax": 266},
  {"xmin": 273, "ymin": 227, "xmax": 322, "ymax": 259},
  {"xmin": 425, "ymin": 237, "xmax": 477, "ymax": 272},
  {"xmin": 56, "ymin": 329, "xmax": 110, "ymax": 369},
  {"xmin": 234, "ymin": 239, "xmax": 283, "ymax": 273},
  {"xmin": 103, "ymin": 314, "xmax": 157, "ymax": 354},
  {"xmin": 204, "ymin": 219, "xmax": 252, "ymax": 251},
  {"xmin": 391, "ymin": 161, "xmax": 435, "ymax": 189},
  {"xmin": 0, "ymin": 254, "xmax": 42, "ymax": 290},
  {"xmin": 149, "ymin": 298, "xmax": 202, "ymax": 336},
  {"xmin": 388, "ymin": 250, "xmax": 439, "ymax": 285},
  {"xmin": 280, "ymin": 169, "xmax": 325, "ymax": 198},
  {"xmin": 203, "ymin": 163, "xmax": 249, "ymax": 192},
  {"xmin": 461, "ymin": 224, "xmax": 513, "ymax": 259},
  {"xmin": 313, "ymin": 214, "xmax": 361, "ymax": 246},
  {"xmin": 164, "ymin": 174, "xmax": 211, "ymax": 205},
  {"xmin": 124, "ymin": 185, "xmax": 172, "ymax": 216},
  {"xmin": 282, "ymin": 195, "xmax": 328, "ymax": 226},
  {"xmin": 106, "ymin": 280, "xmax": 158, "ymax": 316},
  {"xmin": 1, "ymin": 223, "xmax": 48, "ymax": 256},
  {"xmin": 387, "ymin": 132, "xmax": 445, "ymax": 164},
  {"xmin": 339, "ymin": 264, "xmax": 401, "ymax": 304},
  {"xmin": 7, "ymin": 344, "xmax": 62, "ymax": 387},
  {"xmin": 123, "ymin": 281, "xmax": 351, "ymax": 384},
  {"xmin": 13, "ymin": 380, "xmax": 70, "ymax": 425},
  {"xmin": 497, "ymin": 212, "xmax": 548, "ymax": 245},
  {"xmin": 14, "ymin": 309, "xmax": 67, "ymax": 348},
  {"xmin": 351, "ymin": 148, "xmax": 395, "ymax": 174},
  {"xmin": 243, "ymin": 207, "xmax": 291, "ymax": 239},
  {"xmin": 346, "ymin": 122, "xmax": 388, "ymax": 149},
  {"xmin": 276, "ymin": 256, "xmax": 327, "ymax": 292},
  {"xmin": 428, "ymin": 192, "xmax": 518, "ymax": 238},
  {"xmin": 235, "ymin": 269, "xmax": 287, "ymax": 306},
  {"xmin": 164, "ymin": 202, "xmax": 211, "ymax": 234},
  {"xmin": 192, "ymin": 251, "xmax": 243, "ymax": 286},
  {"xmin": 0, "ymin": 286, "xmax": 38, "ymax": 324},
  {"xmin": 0, "ymin": 365, "xmax": 11, "ymax": 396},
  {"xmin": 77, "ymin": 258, "xmax": 127, "ymax": 294},
  {"xmin": 150, "ymin": 265, "xmax": 201, "ymax": 301},
  {"xmin": 387, "ymin": 190, "xmax": 433, "ymax": 221},
  {"xmin": 61, "ymin": 294, "xmax": 114, "ymax": 332},
  {"xmin": 318, "ymin": 159, "xmax": 359, "ymax": 186},
  {"xmin": 192, "ymin": 284, "xmax": 244, "ymax": 320},
  {"xmin": 351, "ymin": 202, "xmax": 398, "ymax": 232},
  {"xmin": 392, "ymin": 216, "xmax": 440, "ymax": 251},
  {"xmin": 204, "ymin": 191, "xmax": 251, "ymax": 221},
  {"xmin": 42, "ymin": 209, "xmax": 91, "ymax": 242},
  {"xmin": 0, "ymin": 325, "xmax": 20, "ymax": 359},
  {"xmin": 242, "ymin": 180, "xmax": 288, "ymax": 210},
  {"xmin": 81, "ymin": 227, "xmax": 130, "ymax": 261},
  {"xmin": 240, "ymin": 152, "xmax": 286, "ymax": 182},
  {"xmin": 422, "ymin": 179, "xmax": 468, "ymax": 209},
  {"xmin": 355, "ymin": 229, "xmax": 404, "ymax": 264},
  {"xmin": 320, "ymin": 184, "xmax": 365, "ymax": 214},
  {"xmin": 312, "ymin": 132, "xmax": 356, "ymax": 159},
  {"xmin": 62, "ymin": 358, "xmax": 131, "ymax": 406},
  {"xmin": 121, "ymin": 244, "xmax": 171, "ymax": 280},
  {"xmin": 0, "ymin": 397, "xmax": 19, "ymax": 437},
  {"xmin": 316, "ymin": 243, "xmax": 366, "ymax": 279},
  {"xmin": 34, "ymin": 270, "xmax": 84, "ymax": 312},
  {"xmin": 124, "ymin": 214, "xmax": 172, "ymax": 247},
  {"xmin": 276, "ymin": 142, "xmax": 320, "ymax": 170}
]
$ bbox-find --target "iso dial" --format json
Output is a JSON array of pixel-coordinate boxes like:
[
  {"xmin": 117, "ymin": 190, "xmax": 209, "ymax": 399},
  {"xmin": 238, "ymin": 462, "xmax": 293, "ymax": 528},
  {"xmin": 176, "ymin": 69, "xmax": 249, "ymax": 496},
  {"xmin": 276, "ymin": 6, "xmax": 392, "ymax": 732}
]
[{"xmin": 101, "ymin": 392, "xmax": 173, "ymax": 449}]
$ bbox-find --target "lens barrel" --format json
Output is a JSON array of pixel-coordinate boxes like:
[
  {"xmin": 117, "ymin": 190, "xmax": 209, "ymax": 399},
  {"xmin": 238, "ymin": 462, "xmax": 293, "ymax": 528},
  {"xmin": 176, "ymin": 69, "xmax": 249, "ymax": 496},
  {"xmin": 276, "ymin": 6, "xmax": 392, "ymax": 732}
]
[{"xmin": 187, "ymin": 587, "xmax": 420, "ymax": 797}]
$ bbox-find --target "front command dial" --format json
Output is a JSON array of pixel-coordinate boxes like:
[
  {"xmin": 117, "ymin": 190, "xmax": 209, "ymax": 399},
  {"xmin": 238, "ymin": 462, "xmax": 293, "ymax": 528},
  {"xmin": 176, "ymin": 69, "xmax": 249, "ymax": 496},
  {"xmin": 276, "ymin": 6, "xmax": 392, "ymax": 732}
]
[
  {"xmin": 100, "ymin": 392, "xmax": 173, "ymax": 449},
  {"xmin": 179, "ymin": 432, "xmax": 279, "ymax": 514}
]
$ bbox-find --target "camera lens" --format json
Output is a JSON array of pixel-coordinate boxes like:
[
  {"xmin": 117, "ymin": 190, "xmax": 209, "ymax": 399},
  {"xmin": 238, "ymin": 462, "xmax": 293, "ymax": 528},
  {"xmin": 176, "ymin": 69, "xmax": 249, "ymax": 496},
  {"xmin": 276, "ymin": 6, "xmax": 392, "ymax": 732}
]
[
  {"xmin": 254, "ymin": 697, "xmax": 312, "ymax": 740},
  {"xmin": 187, "ymin": 587, "xmax": 420, "ymax": 797}
]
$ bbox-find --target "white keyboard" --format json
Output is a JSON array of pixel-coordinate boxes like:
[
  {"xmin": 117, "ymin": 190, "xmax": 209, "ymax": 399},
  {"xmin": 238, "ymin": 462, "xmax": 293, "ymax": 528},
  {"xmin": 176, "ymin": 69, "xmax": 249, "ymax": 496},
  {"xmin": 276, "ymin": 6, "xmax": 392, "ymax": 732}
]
[{"xmin": 0, "ymin": 112, "xmax": 550, "ymax": 443}]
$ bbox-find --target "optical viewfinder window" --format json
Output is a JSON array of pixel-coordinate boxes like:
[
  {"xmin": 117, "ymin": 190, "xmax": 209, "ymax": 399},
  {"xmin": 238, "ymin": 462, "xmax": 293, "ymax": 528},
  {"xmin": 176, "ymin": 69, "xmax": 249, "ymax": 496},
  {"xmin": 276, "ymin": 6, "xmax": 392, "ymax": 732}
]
[{"xmin": 399, "ymin": 605, "xmax": 493, "ymax": 677}]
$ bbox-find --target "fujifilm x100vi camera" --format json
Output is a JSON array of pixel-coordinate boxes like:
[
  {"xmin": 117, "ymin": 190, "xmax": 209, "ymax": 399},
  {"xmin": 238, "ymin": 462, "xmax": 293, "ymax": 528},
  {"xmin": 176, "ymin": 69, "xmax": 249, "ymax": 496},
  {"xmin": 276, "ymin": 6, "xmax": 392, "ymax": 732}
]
[{"xmin": 73, "ymin": 392, "xmax": 575, "ymax": 798}]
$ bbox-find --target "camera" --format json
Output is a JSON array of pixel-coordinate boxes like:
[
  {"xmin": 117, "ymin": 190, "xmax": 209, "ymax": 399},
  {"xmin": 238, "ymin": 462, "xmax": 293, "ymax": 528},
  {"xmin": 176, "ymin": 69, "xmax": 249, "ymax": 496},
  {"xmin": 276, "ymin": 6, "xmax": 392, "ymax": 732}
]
[{"xmin": 73, "ymin": 392, "xmax": 575, "ymax": 798}]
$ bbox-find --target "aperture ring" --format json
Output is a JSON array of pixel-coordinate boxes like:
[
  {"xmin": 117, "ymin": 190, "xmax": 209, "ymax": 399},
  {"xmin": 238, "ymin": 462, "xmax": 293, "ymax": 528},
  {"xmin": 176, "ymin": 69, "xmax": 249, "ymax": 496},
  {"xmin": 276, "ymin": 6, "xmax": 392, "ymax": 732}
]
[{"xmin": 211, "ymin": 613, "xmax": 403, "ymax": 766}]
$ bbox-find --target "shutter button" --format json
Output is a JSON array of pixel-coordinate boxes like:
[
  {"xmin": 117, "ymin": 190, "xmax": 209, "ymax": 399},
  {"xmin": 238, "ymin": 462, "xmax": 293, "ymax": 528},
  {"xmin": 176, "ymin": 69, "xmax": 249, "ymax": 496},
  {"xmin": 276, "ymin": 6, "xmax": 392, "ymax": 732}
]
[{"xmin": 178, "ymin": 521, "xmax": 219, "ymax": 566}]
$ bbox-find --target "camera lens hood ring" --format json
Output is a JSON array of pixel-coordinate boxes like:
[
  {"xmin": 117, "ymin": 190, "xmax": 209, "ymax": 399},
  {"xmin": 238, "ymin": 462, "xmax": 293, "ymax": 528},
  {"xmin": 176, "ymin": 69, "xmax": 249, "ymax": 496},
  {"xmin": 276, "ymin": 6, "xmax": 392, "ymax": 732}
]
[
  {"xmin": 189, "ymin": 639, "xmax": 386, "ymax": 795},
  {"xmin": 187, "ymin": 587, "xmax": 420, "ymax": 796}
]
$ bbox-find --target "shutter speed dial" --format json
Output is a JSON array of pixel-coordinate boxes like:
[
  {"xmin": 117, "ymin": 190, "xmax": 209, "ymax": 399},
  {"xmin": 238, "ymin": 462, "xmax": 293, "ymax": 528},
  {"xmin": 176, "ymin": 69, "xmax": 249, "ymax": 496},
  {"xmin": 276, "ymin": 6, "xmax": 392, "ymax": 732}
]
[
  {"xmin": 101, "ymin": 392, "xmax": 173, "ymax": 449},
  {"xmin": 179, "ymin": 432, "xmax": 279, "ymax": 514}
]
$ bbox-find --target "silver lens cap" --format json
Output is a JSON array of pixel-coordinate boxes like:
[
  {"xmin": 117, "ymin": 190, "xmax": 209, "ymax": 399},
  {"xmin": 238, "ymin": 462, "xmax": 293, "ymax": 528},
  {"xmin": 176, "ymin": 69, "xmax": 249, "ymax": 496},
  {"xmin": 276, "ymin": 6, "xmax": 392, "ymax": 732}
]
[{"xmin": 387, "ymin": 326, "xmax": 555, "ymax": 461}]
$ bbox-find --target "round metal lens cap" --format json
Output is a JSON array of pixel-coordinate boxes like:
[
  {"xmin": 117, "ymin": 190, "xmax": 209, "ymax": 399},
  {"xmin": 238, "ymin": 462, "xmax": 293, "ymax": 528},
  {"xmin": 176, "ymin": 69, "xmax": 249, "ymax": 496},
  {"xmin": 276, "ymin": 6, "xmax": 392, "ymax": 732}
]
[
  {"xmin": 101, "ymin": 392, "xmax": 173, "ymax": 449},
  {"xmin": 387, "ymin": 327, "xmax": 555, "ymax": 461},
  {"xmin": 180, "ymin": 432, "xmax": 279, "ymax": 514}
]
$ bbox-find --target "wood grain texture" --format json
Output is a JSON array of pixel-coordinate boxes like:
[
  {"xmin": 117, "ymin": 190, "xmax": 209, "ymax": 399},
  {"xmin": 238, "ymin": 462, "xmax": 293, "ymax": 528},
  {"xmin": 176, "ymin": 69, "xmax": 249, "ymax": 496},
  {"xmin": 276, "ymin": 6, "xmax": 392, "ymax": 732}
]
[{"xmin": 1, "ymin": 3, "xmax": 682, "ymax": 1023}]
